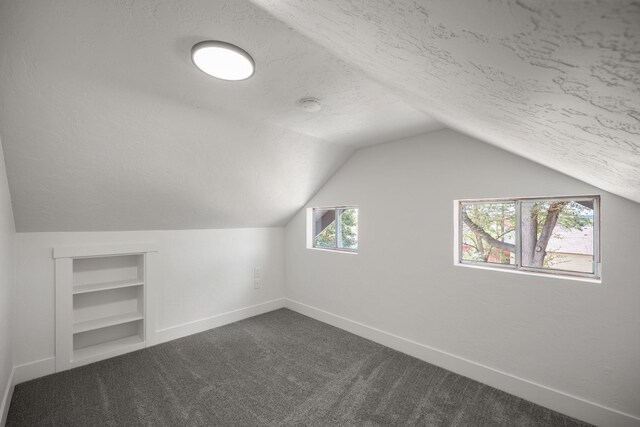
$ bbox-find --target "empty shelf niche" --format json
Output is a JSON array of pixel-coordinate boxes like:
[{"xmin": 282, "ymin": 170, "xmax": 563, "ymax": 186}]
[
  {"xmin": 71, "ymin": 253, "xmax": 146, "ymax": 363},
  {"xmin": 54, "ymin": 245, "xmax": 155, "ymax": 371},
  {"xmin": 73, "ymin": 321, "xmax": 144, "ymax": 361},
  {"xmin": 73, "ymin": 285, "xmax": 143, "ymax": 331},
  {"xmin": 73, "ymin": 254, "xmax": 143, "ymax": 294}
]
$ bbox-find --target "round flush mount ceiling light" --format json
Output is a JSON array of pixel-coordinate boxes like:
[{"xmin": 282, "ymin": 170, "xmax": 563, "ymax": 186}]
[
  {"xmin": 191, "ymin": 41, "xmax": 255, "ymax": 81},
  {"xmin": 297, "ymin": 97, "xmax": 322, "ymax": 112}
]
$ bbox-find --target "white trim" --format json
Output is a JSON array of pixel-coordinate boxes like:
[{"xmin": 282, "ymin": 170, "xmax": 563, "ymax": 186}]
[
  {"xmin": 54, "ymin": 257, "xmax": 72, "ymax": 372},
  {"xmin": 285, "ymin": 298, "xmax": 640, "ymax": 427},
  {"xmin": 457, "ymin": 194, "xmax": 600, "ymax": 204},
  {"xmin": 307, "ymin": 247, "xmax": 358, "ymax": 255},
  {"xmin": 144, "ymin": 251, "xmax": 158, "ymax": 346},
  {"xmin": 155, "ymin": 298, "xmax": 286, "ymax": 344},
  {"xmin": 53, "ymin": 242, "xmax": 159, "ymax": 259},
  {"xmin": 13, "ymin": 357, "xmax": 56, "ymax": 385},
  {"xmin": 1, "ymin": 367, "xmax": 15, "ymax": 427},
  {"xmin": 454, "ymin": 262, "xmax": 602, "ymax": 284}
]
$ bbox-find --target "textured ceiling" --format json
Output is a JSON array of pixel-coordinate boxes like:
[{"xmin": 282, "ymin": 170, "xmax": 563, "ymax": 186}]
[
  {"xmin": 1, "ymin": 1, "xmax": 638, "ymax": 232},
  {"xmin": 253, "ymin": 0, "xmax": 640, "ymax": 203},
  {"xmin": 0, "ymin": 0, "xmax": 440, "ymax": 231}
]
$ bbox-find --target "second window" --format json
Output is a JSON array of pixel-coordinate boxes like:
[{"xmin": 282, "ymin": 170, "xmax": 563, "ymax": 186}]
[{"xmin": 458, "ymin": 196, "xmax": 599, "ymax": 279}]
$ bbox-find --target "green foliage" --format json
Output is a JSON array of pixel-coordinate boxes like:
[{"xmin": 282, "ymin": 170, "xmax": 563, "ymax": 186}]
[
  {"xmin": 314, "ymin": 208, "xmax": 358, "ymax": 249},
  {"xmin": 339, "ymin": 209, "xmax": 358, "ymax": 248},
  {"xmin": 524, "ymin": 201, "xmax": 593, "ymax": 268},
  {"xmin": 526, "ymin": 201, "xmax": 593, "ymax": 235},
  {"xmin": 315, "ymin": 222, "xmax": 336, "ymax": 247},
  {"xmin": 462, "ymin": 200, "xmax": 594, "ymax": 267},
  {"xmin": 462, "ymin": 203, "xmax": 515, "ymax": 263}
]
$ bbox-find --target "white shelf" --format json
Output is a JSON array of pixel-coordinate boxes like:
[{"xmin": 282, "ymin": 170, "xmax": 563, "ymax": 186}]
[
  {"xmin": 73, "ymin": 335, "xmax": 144, "ymax": 361},
  {"xmin": 73, "ymin": 279, "xmax": 144, "ymax": 294},
  {"xmin": 56, "ymin": 245, "xmax": 156, "ymax": 372},
  {"xmin": 54, "ymin": 242, "xmax": 158, "ymax": 259},
  {"xmin": 73, "ymin": 312, "xmax": 143, "ymax": 334}
]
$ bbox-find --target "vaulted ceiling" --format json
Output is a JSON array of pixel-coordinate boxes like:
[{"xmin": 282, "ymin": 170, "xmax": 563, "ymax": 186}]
[
  {"xmin": 253, "ymin": 0, "xmax": 640, "ymax": 202},
  {"xmin": 0, "ymin": 0, "xmax": 637, "ymax": 232}
]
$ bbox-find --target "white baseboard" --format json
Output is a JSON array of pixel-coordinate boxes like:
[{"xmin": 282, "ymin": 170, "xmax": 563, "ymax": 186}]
[
  {"xmin": 1, "ymin": 367, "xmax": 15, "ymax": 427},
  {"xmin": 155, "ymin": 298, "xmax": 286, "ymax": 344},
  {"xmin": 13, "ymin": 357, "xmax": 56, "ymax": 386},
  {"xmin": 285, "ymin": 299, "xmax": 640, "ymax": 427}
]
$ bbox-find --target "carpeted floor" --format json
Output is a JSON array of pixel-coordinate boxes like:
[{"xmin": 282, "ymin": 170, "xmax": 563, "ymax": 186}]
[{"xmin": 7, "ymin": 308, "xmax": 591, "ymax": 426}]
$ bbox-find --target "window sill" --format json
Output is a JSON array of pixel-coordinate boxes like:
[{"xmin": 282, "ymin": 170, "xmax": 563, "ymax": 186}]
[
  {"xmin": 308, "ymin": 247, "xmax": 358, "ymax": 255},
  {"xmin": 455, "ymin": 262, "xmax": 601, "ymax": 284}
]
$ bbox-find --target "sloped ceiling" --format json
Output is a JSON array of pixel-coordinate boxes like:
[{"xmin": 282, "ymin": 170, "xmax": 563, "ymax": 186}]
[
  {"xmin": 253, "ymin": 0, "xmax": 640, "ymax": 203},
  {"xmin": 0, "ymin": 0, "xmax": 440, "ymax": 231},
  {"xmin": 1, "ymin": 1, "xmax": 638, "ymax": 232}
]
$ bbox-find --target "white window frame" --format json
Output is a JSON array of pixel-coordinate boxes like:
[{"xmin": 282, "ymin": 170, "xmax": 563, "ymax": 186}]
[
  {"xmin": 307, "ymin": 206, "xmax": 358, "ymax": 254},
  {"xmin": 455, "ymin": 195, "xmax": 601, "ymax": 281}
]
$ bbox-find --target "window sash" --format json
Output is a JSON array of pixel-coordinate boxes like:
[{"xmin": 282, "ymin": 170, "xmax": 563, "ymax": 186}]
[
  {"xmin": 312, "ymin": 206, "xmax": 358, "ymax": 252},
  {"xmin": 458, "ymin": 196, "xmax": 600, "ymax": 279}
]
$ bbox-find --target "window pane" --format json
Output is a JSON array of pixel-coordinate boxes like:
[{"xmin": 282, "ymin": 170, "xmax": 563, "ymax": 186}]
[
  {"xmin": 520, "ymin": 200, "xmax": 594, "ymax": 273},
  {"xmin": 461, "ymin": 202, "xmax": 516, "ymax": 265},
  {"xmin": 337, "ymin": 208, "xmax": 358, "ymax": 250},
  {"xmin": 313, "ymin": 208, "xmax": 336, "ymax": 248}
]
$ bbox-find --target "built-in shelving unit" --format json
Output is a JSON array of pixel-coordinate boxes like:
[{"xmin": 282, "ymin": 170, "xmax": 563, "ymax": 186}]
[{"xmin": 54, "ymin": 243, "xmax": 158, "ymax": 371}]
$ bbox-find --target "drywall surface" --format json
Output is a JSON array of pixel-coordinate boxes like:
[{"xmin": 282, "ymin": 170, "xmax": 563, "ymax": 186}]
[
  {"xmin": 0, "ymin": 139, "xmax": 15, "ymax": 423},
  {"xmin": 255, "ymin": 0, "xmax": 640, "ymax": 204},
  {"xmin": 285, "ymin": 129, "xmax": 640, "ymax": 421},
  {"xmin": 0, "ymin": 0, "xmax": 439, "ymax": 232},
  {"xmin": 14, "ymin": 228, "xmax": 284, "ymax": 370}
]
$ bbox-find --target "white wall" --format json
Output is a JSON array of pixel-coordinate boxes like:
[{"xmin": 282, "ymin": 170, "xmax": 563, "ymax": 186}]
[
  {"xmin": 14, "ymin": 228, "xmax": 285, "ymax": 377},
  {"xmin": 0, "ymin": 139, "xmax": 16, "ymax": 425},
  {"xmin": 285, "ymin": 129, "xmax": 640, "ymax": 425}
]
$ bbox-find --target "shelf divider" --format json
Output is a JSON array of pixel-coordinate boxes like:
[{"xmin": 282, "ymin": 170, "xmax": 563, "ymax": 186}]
[
  {"xmin": 73, "ymin": 278, "xmax": 144, "ymax": 295},
  {"xmin": 73, "ymin": 335, "xmax": 144, "ymax": 361},
  {"xmin": 73, "ymin": 312, "xmax": 144, "ymax": 334}
]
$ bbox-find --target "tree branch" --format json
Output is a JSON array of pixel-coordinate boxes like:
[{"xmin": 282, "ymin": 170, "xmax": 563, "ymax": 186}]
[
  {"xmin": 495, "ymin": 228, "xmax": 515, "ymax": 239},
  {"xmin": 531, "ymin": 202, "xmax": 566, "ymax": 266},
  {"xmin": 462, "ymin": 211, "xmax": 515, "ymax": 253}
]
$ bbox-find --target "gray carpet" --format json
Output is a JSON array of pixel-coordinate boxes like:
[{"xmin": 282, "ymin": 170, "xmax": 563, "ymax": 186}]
[{"xmin": 7, "ymin": 308, "xmax": 591, "ymax": 426}]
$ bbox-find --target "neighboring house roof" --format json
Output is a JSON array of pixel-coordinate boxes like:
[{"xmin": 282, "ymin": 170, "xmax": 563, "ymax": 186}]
[{"xmin": 547, "ymin": 227, "xmax": 593, "ymax": 255}]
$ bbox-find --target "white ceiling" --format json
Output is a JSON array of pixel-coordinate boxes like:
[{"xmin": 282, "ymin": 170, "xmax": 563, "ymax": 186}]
[
  {"xmin": 253, "ymin": 0, "xmax": 640, "ymax": 203},
  {"xmin": 0, "ymin": 0, "xmax": 440, "ymax": 231},
  {"xmin": 0, "ymin": 1, "xmax": 638, "ymax": 232}
]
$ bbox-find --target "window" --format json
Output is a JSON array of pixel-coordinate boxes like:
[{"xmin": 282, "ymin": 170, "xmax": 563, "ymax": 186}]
[
  {"xmin": 310, "ymin": 206, "xmax": 358, "ymax": 252},
  {"xmin": 456, "ymin": 196, "xmax": 600, "ymax": 279}
]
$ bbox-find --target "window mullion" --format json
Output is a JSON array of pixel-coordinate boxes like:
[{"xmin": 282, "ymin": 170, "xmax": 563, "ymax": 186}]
[
  {"xmin": 593, "ymin": 198, "xmax": 602, "ymax": 277},
  {"xmin": 335, "ymin": 208, "xmax": 341, "ymax": 249},
  {"xmin": 459, "ymin": 202, "xmax": 464, "ymax": 264},
  {"xmin": 515, "ymin": 200, "xmax": 522, "ymax": 269}
]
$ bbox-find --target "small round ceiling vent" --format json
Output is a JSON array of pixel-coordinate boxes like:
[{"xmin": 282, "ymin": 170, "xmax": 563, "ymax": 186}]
[{"xmin": 297, "ymin": 97, "xmax": 322, "ymax": 113}]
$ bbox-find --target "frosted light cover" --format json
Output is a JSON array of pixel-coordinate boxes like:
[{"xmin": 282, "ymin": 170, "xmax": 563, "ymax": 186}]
[{"xmin": 192, "ymin": 41, "xmax": 255, "ymax": 81}]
